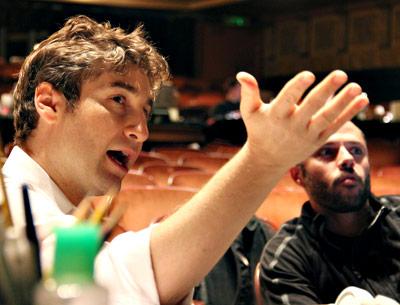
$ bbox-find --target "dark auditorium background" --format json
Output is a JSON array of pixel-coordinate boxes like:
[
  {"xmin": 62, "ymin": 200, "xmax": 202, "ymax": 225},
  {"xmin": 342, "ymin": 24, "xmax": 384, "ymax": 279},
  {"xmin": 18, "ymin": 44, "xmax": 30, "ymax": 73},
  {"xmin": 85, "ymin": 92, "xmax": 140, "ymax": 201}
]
[{"xmin": 1, "ymin": 0, "xmax": 400, "ymax": 162}]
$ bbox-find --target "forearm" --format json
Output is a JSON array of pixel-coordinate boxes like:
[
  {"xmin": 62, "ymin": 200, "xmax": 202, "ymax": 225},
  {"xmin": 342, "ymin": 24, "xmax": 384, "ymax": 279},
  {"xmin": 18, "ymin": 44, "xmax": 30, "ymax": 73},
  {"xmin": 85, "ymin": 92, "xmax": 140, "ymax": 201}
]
[{"xmin": 151, "ymin": 142, "xmax": 287, "ymax": 304}]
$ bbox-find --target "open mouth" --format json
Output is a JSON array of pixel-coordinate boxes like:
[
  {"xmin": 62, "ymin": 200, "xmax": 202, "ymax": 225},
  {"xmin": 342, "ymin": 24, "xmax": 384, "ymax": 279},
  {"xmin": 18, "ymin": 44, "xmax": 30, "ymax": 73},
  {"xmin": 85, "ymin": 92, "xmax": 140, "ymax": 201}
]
[{"xmin": 107, "ymin": 150, "xmax": 129, "ymax": 170}]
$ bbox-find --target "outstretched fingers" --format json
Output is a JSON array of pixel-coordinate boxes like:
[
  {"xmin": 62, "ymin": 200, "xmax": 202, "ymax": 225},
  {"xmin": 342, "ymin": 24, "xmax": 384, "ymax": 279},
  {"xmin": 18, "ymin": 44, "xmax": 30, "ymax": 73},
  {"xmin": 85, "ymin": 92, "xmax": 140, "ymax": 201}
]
[
  {"xmin": 318, "ymin": 92, "xmax": 369, "ymax": 140},
  {"xmin": 307, "ymin": 82, "xmax": 361, "ymax": 132},
  {"xmin": 269, "ymin": 71, "xmax": 316, "ymax": 118},
  {"xmin": 284, "ymin": 70, "xmax": 369, "ymax": 143},
  {"xmin": 296, "ymin": 70, "xmax": 349, "ymax": 122}
]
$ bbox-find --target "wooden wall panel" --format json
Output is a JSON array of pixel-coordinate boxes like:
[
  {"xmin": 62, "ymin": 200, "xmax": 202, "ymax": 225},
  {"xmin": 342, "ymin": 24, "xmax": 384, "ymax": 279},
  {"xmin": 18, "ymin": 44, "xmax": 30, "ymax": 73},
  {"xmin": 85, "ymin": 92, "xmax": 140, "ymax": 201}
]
[
  {"xmin": 196, "ymin": 22, "xmax": 261, "ymax": 82},
  {"xmin": 311, "ymin": 14, "xmax": 345, "ymax": 56},
  {"xmin": 391, "ymin": 3, "xmax": 400, "ymax": 47},
  {"xmin": 260, "ymin": 1, "xmax": 400, "ymax": 77},
  {"xmin": 309, "ymin": 14, "xmax": 347, "ymax": 72},
  {"xmin": 348, "ymin": 8, "xmax": 387, "ymax": 51},
  {"xmin": 276, "ymin": 19, "xmax": 308, "ymax": 57}
]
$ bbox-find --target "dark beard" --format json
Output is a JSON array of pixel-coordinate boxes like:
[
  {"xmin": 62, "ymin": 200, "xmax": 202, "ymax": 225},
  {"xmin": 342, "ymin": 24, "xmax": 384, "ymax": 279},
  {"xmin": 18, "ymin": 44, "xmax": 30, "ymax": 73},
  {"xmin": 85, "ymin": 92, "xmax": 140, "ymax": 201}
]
[{"xmin": 306, "ymin": 174, "xmax": 371, "ymax": 213}]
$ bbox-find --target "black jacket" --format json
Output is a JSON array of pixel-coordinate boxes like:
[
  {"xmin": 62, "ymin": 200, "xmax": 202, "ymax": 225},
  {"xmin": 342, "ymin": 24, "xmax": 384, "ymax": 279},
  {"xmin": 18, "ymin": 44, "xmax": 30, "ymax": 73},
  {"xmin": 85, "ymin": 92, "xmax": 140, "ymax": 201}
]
[
  {"xmin": 194, "ymin": 217, "xmax": 275, "ymax": 305},
  {"xmin": 260, "ymin": 195, "xmax": 400, "ymax": 305}
]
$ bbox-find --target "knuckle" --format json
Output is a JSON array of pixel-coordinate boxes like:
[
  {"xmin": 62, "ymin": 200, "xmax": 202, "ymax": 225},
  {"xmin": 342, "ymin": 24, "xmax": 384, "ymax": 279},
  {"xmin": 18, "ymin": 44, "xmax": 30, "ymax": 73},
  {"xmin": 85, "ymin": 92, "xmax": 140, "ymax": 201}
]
[{"xmin": 284, "ymin": 92, "xmax": 299, "ymax": 105}]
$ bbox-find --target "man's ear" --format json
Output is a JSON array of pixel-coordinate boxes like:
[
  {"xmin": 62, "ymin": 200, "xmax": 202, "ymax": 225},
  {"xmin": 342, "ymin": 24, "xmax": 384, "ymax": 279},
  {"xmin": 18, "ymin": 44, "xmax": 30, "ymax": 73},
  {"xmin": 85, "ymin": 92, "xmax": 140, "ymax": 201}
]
[
  {"xmin": 34, "ymin": 82, "xmax": 66, "ymax": 123},
  {"xmin": 290, "ymin": 166, "xmax": 305, "ymax": 187}
]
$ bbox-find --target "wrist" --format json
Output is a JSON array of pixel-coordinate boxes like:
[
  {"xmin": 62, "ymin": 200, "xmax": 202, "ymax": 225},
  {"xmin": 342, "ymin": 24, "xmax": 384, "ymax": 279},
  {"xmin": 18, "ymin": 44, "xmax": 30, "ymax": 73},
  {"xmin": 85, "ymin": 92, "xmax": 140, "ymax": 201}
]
[{"xmin": 239, "ymin": 141, "xmax": 289, "ymax": 177}]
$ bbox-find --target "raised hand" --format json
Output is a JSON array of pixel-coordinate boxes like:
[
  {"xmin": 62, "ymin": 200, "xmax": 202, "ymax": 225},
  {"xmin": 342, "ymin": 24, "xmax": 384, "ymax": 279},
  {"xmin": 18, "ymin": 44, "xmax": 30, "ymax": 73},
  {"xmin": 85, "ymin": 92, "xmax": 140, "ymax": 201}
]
[{"xmin": 237, "ymin": 70, "xmax": 368, "ymax": 169}]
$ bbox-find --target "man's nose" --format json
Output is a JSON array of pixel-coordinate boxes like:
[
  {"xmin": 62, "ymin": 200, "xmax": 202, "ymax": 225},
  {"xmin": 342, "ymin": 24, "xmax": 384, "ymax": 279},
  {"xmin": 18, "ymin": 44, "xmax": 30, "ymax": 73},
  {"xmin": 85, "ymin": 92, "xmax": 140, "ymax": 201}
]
[
  {"xmin": 337, "ymin": 146, "xmax": 355, "ymax": 171},
  {"xmin": 124, "ymin": 116, "xmax": 149, "ymax": 143}
]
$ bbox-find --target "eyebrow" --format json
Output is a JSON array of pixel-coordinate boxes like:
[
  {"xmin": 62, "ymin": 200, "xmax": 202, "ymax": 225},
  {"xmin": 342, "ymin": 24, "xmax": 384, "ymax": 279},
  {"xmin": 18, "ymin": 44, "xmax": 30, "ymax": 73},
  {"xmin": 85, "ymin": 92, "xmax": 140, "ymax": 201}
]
[
  {"xmin": 323, "ymin": 141, "xmax": 364, "ymax": 146},
  {"xmin": 111, "ymin": 81, "xmax": 138, "ymax": 94}
]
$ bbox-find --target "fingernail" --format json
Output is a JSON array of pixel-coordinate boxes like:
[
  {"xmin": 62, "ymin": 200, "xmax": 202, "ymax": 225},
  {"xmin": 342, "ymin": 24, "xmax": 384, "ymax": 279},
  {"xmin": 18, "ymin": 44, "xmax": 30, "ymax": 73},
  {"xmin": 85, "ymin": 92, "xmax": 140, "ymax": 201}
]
[
  {"xmin": 348, "ymin": 83, "xmax": 361, "ymax": 95},
  {"xmin": 359, "ymin": 93, "xmax": 369, "ymax": 108},
  {"xmin": 301, "ymin": 71, "xmax": 314, "ymax": 84},
  {"xmin": 332, "ymin": 70, "xmax": 347, "ymax": 84}
]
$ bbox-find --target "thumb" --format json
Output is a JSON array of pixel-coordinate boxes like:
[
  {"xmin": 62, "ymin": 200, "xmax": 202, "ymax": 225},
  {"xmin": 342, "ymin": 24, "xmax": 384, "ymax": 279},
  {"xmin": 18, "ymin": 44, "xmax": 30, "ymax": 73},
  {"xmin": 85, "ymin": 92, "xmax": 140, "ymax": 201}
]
[{"xmin": 236, "ymin": 72, "xmax": 262, "ymax": 116}]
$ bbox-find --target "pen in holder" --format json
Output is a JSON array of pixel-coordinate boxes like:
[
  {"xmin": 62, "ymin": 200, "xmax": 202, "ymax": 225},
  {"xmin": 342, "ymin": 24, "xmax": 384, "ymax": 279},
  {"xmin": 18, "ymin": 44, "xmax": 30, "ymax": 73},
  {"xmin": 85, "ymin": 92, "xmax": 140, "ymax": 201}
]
[{"xmin": 22, "ymin": 184, "xmax": 41, "ymax": 280}]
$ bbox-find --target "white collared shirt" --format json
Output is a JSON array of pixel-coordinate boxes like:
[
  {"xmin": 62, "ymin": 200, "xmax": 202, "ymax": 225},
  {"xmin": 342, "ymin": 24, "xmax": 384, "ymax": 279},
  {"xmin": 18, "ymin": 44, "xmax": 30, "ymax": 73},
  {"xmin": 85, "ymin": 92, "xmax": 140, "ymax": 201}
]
[{"xmin": 3, "ymin": 146, "xmax": 160, "ymax": 305}]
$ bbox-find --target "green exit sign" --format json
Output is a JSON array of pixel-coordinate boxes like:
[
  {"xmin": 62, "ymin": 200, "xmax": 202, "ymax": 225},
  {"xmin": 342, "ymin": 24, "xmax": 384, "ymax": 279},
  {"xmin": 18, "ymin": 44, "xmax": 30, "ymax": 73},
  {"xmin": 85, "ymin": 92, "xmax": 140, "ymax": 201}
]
[{"xmin": 224, "ymin": 16, "xmax": 249, "ymax": 27}]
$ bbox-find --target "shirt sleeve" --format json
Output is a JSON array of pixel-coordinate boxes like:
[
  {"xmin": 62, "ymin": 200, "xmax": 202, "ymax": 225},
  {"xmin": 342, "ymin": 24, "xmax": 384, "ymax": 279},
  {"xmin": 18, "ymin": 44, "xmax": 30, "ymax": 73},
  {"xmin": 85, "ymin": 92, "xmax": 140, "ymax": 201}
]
[
  {"xmin": 95, "ymin": 227, "xmax": 160, "ymax": 305},
  {"xmin": 259, "ymin": 232, "xmax": 321, "ymax": 305}
]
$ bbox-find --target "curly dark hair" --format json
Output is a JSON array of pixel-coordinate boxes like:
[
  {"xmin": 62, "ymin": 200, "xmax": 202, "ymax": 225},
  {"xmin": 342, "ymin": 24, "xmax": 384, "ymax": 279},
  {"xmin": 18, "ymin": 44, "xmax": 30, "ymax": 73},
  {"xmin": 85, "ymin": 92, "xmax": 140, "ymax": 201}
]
[{"xmin": 13, "ymin": 15, "xmax": 170, "ymax": 144}]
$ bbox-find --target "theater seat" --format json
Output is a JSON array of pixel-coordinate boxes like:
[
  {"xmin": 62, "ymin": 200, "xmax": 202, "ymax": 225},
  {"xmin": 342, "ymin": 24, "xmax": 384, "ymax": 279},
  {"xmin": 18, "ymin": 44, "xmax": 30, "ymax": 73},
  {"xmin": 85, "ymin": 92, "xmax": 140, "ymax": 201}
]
[
  {"xmin": 131, "ymin": 151, "xmax": 170, "ymax": 170},
  {"xmin": 168, "ymin": 171, "xmax": 214, "ymax": 189},
  {"xmin": 140, "ymin": 164, "xmax": 202, "ymax": 186},
  {"xmin": 179, "ymin": 155, "xmax": 229, "ymax": 172},
  {"xmin": 121, "ymin": 171, "xmax": 156, "ymax": 188},
  {"xmin": 374, "ymin": 165, "xmax": 400, "ymax": 177},
  {"xmin": 203, "ymin": 142, "xmax": 241, "ymax": 155},
  {"xmin": 371, "ymin": 165, "xmax": 400, "ymax": 195},
  {"xmin": 256, "ymin": 189, "xmax": 308, "ymax": 230},
  {"xmin": 110, "ymin": 186, "xmax": 197, "ymax": 234},
  {"xmin": 151, "ymin": 148, "xmax": 207, "ymax": 163}
]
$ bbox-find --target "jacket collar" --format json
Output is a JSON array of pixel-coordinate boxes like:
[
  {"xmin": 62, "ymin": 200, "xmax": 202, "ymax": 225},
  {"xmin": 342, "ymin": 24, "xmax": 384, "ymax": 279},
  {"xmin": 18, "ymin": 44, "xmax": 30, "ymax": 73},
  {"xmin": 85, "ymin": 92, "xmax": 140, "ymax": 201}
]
[{"xmin": 301, "ymin": 195, "xmax": 389, "ymax": 246}]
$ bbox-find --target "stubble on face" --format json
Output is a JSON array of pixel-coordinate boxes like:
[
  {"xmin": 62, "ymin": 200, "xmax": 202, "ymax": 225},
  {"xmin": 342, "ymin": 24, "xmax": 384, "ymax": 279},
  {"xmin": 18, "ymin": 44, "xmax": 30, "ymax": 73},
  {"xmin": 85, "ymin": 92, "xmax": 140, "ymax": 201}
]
[{"xmin": 304, "ymin": 171, "xmax": 371, "ymax": 213}]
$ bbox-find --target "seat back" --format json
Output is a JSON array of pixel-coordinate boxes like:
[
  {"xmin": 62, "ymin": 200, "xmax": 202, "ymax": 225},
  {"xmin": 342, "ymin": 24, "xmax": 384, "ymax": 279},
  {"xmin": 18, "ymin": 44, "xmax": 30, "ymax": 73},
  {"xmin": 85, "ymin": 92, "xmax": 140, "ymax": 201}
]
[
  {"xmin": 256, "ymin": 189, "xmax": 307, "ymax": 230},
  {"xmin": 111, "ymin": 186, "xmax": 197, "ymax": 233},
  {"xmin": 131, "ymin": 151, "xmax": 170, "ymax": 170},
  {"xmin": 374, "ymin": 165, "xmax": 400, "ymax": 177},
  {"xmin": 168, "ymin": 171, "xmax": 214, "ymax": 189},
  {"xmin": 179, "ymin": 155, "xmax": 229, "ymax": 172},
  {"xmin": 204, "ymin": 142, "xmax": 241, "ymax": 155},
  {"xmin": 141, "ymin": 164, "xmax": 202, "ymax": 185},
  {"xmin": 121, "ymin": 172, "xmax": 156, "ymax": 188},
  {"xmin": 151, "ymin": 148, "xmax": 205, "ymax": 163},
  {"xmin": 371, "ymin": 171, "xmax": 400, "ymax": 195}
]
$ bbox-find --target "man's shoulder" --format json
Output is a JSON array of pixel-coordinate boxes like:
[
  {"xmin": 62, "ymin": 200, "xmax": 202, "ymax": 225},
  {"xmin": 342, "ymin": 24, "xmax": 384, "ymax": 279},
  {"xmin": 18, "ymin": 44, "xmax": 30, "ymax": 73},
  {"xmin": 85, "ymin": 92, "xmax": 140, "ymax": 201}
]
[
  {"xmin": 378, "ymin": 195, "xmax": 400, "ymax": 207},
  {"xmin": 261, "ymin": 217, "xmax": 317, "ymax": 274},
  {"xmin": 264, "ymin": 217, "xmax": 308, "ymax": 251}
]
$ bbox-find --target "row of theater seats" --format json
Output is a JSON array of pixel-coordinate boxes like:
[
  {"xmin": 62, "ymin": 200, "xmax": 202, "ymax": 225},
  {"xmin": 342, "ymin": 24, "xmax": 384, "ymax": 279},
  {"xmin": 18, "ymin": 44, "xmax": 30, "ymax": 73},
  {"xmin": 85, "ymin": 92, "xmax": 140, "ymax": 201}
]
[
  {"xmin": 110, "ymin": 144, "xmax": 240, "ymax": 239},
  {"xmin": 107, "ymin": 142, "xmax": 400, "ymax": 241}
]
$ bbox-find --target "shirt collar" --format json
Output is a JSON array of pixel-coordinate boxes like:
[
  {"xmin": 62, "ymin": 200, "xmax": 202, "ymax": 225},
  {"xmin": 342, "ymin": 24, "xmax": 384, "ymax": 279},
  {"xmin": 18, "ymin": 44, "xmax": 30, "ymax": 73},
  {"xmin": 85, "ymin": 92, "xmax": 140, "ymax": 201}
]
[
  {"xmin": 3, "ymin": 146, "xmax": 76, "ymax": 214},
  {"xmin": 301, "ymin": 195, "xmax": 388, "ymax": 248}
]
